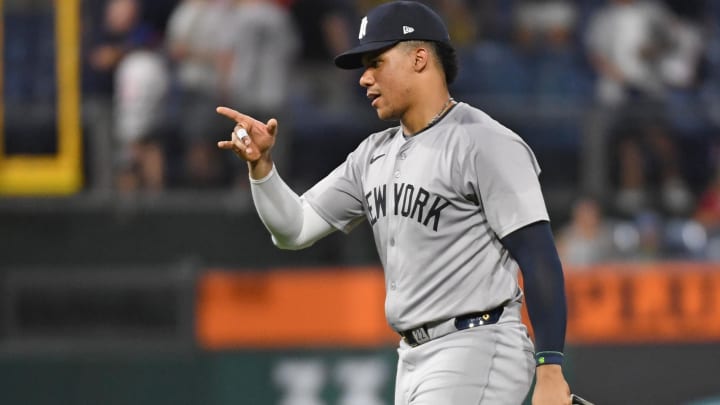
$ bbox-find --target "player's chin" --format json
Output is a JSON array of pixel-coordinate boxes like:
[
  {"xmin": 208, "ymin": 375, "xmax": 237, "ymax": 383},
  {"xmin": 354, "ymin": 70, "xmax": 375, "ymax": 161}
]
[{"xmin": 374, "ymin": 107, "xmax": 396, "ymax": 121}]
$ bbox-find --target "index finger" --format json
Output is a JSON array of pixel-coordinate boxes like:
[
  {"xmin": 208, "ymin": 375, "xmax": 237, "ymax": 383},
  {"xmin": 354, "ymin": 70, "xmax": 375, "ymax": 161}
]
[{"xmin": 216, "ymin": 106, "xmax": 252, "ymax": 125}]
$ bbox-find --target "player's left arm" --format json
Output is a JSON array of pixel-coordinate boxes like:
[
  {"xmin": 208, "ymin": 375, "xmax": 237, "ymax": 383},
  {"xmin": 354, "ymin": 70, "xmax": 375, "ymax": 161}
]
[{"xmin": 501, "ymin": 220, "xmax": 571, "ymax": 405}]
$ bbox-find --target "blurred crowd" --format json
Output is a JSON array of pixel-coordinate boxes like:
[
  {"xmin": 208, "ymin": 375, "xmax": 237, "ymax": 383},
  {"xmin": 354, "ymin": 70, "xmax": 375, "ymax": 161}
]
[{"xmin": 4, "ymin": 0, "xmax": 720, "ymax": 262}]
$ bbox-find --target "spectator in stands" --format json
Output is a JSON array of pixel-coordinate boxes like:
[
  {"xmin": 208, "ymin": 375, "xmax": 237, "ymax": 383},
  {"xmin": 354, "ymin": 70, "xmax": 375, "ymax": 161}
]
[
  {"xmin": 282, "ymin": 0, "xmax": 357, "ymax": 187},
  {"xmin": 585, "ymin": 0, "xmax": 696, "ymax": 215},
  {"xmin": 221, "ymin": 0, "xmax": 299, "ymax": 188},
  {"xmin": 632, "ymin": 210, "xmax": 664, "ymax": 260},
  {"xmin": 87, "ymin": 0, "xmax": 158, "ymax": 101},
  {"xmin": 166, "ymin": 0, "xmax": 237, "ymax": 188},
  {"xmin": 114, "ymin": 48, "xmax": 170, "ymax": 193},
  {"xmin": 557, "ymin": 196, "xmax": 616, "ymax": 267},
  {"xmin": 86, "ymin": 0, "xmax": 167, "ymax": 193},
  {"xmin": 695, "ymin": 158, "xmax": 720, "ymax": 233},
  {"xmin": 513, "ymin": 0, "xmax": 577, "ymax": 53},
  {"xmin": 512, "ymin": 0, "xmax": 592, "ymax": 100},
  {"xmin": 695, "ymin": 160, "xmax": 720, "ymax": 261},
  {"xmin": 289, "ymin": 0, "xmax": 355, "ymax": 108}
]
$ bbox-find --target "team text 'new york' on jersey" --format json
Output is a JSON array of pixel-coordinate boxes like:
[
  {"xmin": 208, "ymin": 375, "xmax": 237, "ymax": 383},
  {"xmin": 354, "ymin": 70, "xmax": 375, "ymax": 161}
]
[{"xmin": 303, "ymin": 102, "xmax": 549, "ymax": 331}]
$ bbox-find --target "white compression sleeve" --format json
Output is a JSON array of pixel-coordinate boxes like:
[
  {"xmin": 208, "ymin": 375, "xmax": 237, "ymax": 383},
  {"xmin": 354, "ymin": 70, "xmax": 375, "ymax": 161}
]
[{"xmin": 249, "ymin": 166, "xmax": 336, "ymax": 250}]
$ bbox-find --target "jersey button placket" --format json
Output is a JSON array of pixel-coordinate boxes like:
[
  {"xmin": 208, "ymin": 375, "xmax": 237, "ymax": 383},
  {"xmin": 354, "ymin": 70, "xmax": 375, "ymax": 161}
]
[
  {"xmin": 394, "ymin": 141, "xmax": 411, "ymax": 179},
  {"xmin": 386, "ymin": 139, "xmax": 410, "ymax": 300}
]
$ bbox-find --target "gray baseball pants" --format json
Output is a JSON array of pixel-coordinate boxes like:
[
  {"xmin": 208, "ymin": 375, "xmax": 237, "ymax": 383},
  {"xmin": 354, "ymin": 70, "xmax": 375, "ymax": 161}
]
[{"xmin": 394, "ymin": 301, "xmax": 535, "ymax": 404}]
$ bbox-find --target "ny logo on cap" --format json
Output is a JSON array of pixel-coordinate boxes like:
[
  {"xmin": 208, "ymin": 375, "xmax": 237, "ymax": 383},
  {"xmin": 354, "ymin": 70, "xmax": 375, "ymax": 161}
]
[{"xmin": 359, "ymin": 16, "xmax": 368, "ymax": 39}]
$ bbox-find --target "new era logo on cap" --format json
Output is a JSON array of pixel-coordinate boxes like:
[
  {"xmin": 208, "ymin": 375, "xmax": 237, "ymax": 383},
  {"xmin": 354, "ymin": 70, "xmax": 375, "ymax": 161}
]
[{"xmin": 335, "ymin": 1, "xmax": 451, "ymax": 69}]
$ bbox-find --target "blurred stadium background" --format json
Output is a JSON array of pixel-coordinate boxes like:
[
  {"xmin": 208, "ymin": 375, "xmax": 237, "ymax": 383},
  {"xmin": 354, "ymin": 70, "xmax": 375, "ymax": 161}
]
[{"xmin": 1, "ymin": 0, "xmax": 720, "ymax": 404}]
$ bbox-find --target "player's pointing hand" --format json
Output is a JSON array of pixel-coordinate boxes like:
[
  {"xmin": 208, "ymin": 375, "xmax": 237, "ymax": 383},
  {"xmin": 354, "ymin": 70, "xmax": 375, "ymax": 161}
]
[{"xmin": 216, "ymin": 106, "xmax": 278, "ymax": 164}]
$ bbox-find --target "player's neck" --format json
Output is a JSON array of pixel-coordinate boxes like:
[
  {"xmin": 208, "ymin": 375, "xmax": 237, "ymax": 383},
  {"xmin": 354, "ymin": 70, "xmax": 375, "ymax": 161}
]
[{"xmin": 401, "ymin": 92, "xmax": 455, "ymax": 136}]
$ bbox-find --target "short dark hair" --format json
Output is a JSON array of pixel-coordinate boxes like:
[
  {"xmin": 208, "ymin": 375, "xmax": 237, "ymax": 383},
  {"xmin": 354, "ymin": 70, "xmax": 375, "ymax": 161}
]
[
  {"xmin": 401, "ymin": 40, "xmax": 458, "ymax": 85},
  {"xmin": 432, "ymin": 41, "xmax": 458, "ymax": 85}
]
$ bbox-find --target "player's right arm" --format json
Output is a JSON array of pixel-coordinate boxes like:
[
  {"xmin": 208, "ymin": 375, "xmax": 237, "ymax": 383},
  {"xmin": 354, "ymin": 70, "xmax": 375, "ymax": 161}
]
[
  {"xmin": 216, "ymin": 106, "xmax": 336, "ymax": 249},
  {"xmin": 249, "ymin": 165, "xmax": 336, "ymax": 249}
]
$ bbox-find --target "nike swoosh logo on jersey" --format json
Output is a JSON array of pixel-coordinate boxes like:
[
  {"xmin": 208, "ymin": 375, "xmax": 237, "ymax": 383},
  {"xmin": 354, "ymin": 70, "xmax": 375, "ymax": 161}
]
[{"xmin": 369, "ymin": 154, "xmax": 386, "ymax": 164}]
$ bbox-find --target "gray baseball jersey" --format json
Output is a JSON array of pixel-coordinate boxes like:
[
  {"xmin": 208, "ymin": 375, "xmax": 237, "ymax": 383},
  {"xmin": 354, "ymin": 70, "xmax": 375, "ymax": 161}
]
[{"xmin": 303, "ymin": 102, "xmax": 549, "ymax": 331}]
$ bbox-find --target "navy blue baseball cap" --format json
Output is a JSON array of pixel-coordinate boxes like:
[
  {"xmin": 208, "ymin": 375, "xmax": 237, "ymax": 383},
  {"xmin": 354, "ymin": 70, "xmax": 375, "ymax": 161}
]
[{"xmin": 334, "ymin": 1, "xmax": 451, "ymax": 70}]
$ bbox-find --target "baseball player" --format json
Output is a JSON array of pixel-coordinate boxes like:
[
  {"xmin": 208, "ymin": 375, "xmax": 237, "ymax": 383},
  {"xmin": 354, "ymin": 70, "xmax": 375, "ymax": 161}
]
[{"xmin": 217, "ymin": 1, "xmax": 571, "ymax": 404}]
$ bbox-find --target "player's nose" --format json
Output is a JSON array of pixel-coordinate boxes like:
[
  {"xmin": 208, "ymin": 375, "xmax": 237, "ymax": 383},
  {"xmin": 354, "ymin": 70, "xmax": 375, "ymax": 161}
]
[{"xmin": 359, "ymin": 69, "xmax": 373, "ymax": 88}]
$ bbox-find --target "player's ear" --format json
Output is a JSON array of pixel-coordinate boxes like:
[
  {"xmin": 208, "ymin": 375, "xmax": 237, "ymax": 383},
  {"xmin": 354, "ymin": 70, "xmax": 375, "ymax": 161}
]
[{"xmin": 413, "ymin": 47, "xmax": 429, "ymax": 72}]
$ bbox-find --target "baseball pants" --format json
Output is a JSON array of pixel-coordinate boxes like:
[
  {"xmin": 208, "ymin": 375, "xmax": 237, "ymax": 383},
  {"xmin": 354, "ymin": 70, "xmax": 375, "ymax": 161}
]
[{"xmin": 394, "ymin": 302, "xmax": 535, "ymax": 405}]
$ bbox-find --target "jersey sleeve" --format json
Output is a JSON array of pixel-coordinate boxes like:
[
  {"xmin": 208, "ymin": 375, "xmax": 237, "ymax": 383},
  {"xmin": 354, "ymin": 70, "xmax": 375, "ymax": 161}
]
[
  {"xmin": 302, "ymin": 152, "xmax": 367, "ymax": 233},
  {"xmin": 473, "ymin": 130, "xmax": 549, "ymax": 239}
]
